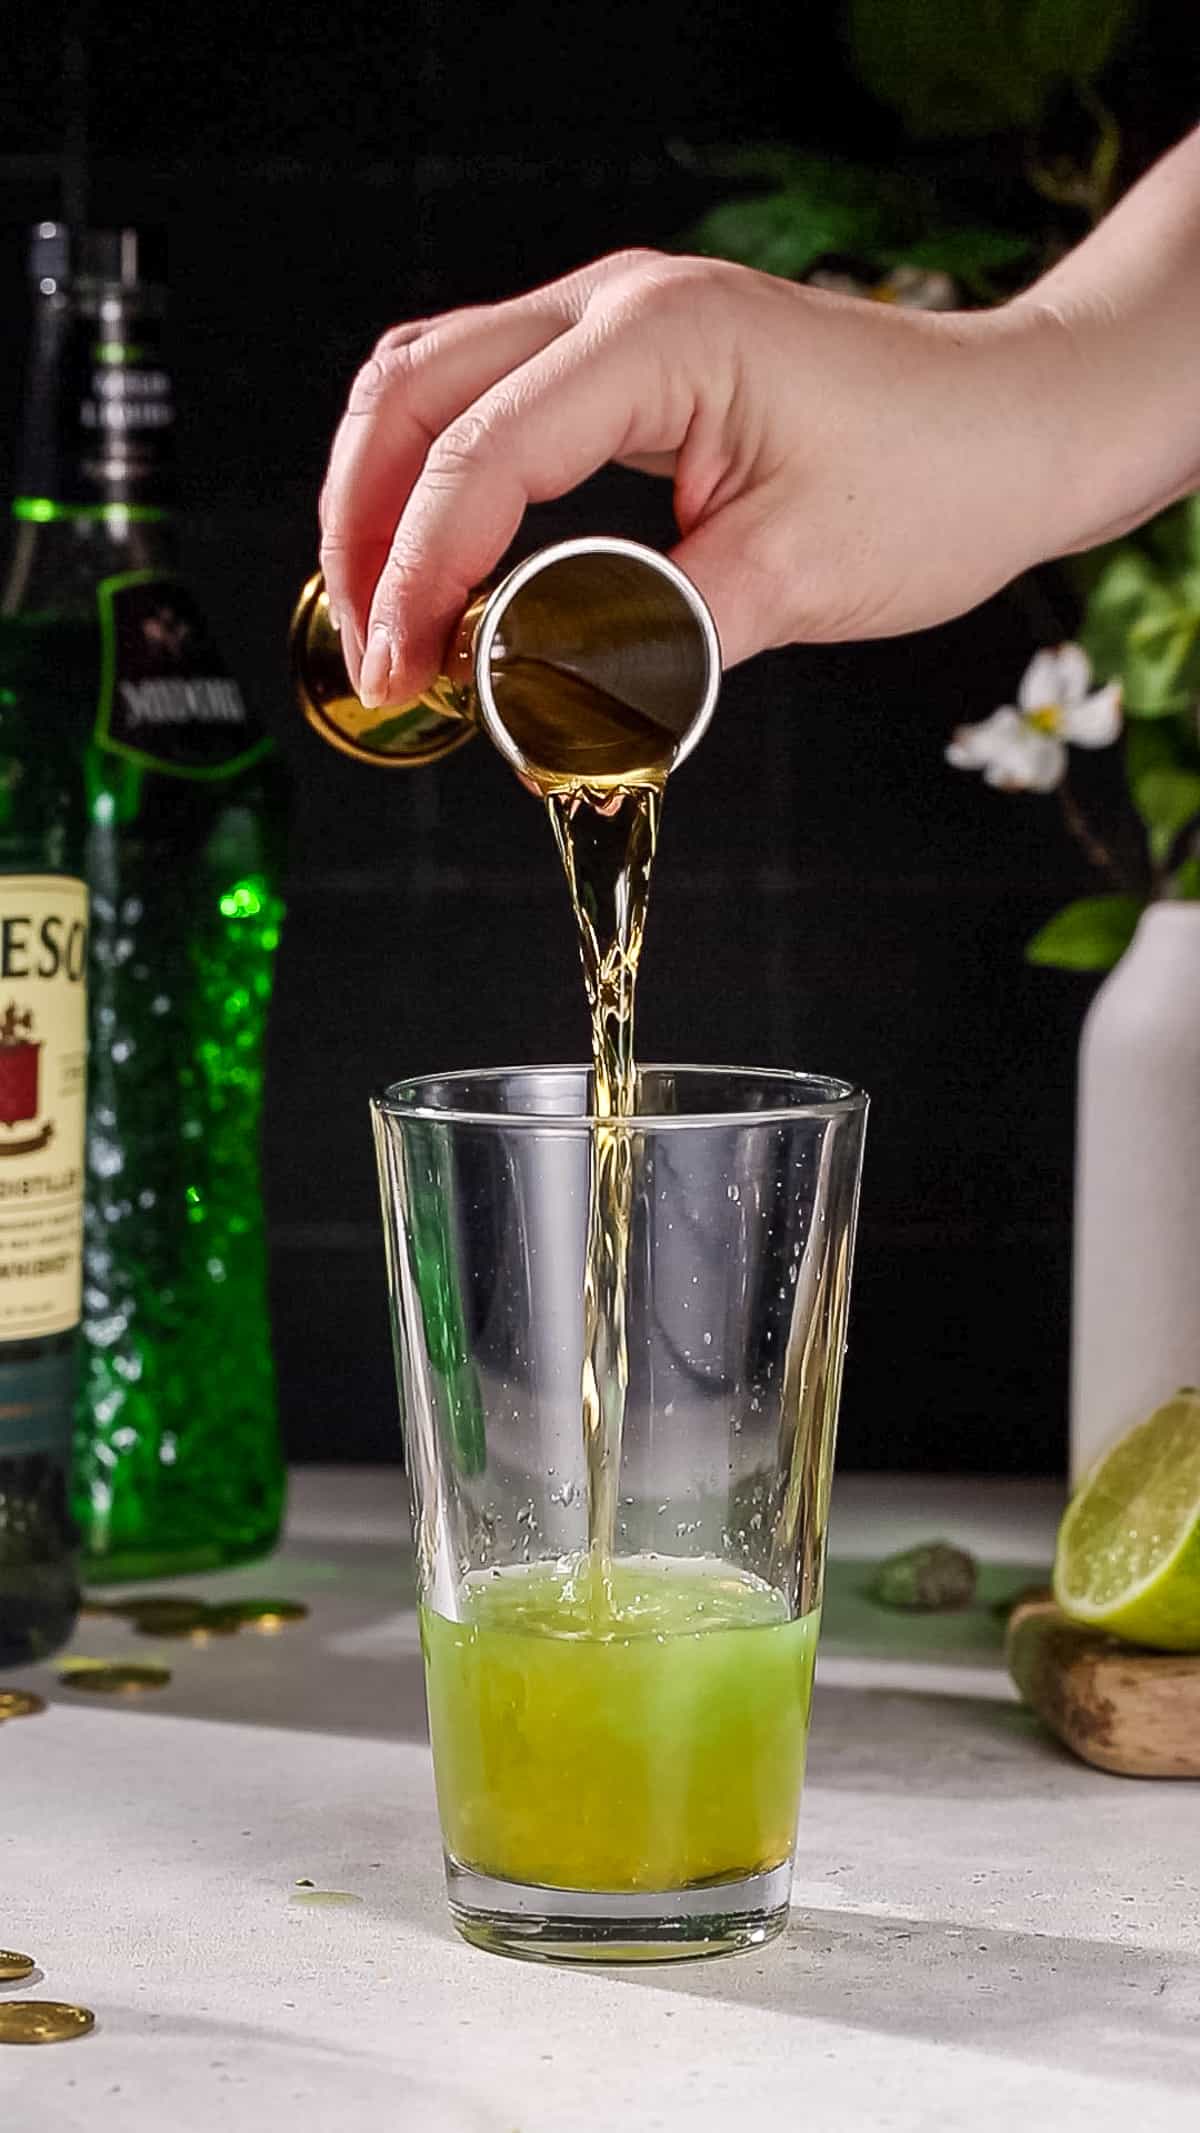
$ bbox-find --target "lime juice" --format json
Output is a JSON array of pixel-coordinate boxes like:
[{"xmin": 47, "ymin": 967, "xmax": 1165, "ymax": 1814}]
[{"xmin": 421, "ymin": 1555, "xmax": 819, "ymax": 1893}]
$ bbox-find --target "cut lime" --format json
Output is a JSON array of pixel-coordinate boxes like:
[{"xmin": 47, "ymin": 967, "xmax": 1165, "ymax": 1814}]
[{"xmin": 1054, "ymin": 1390, "xmax": 1200, "ymax": 1650}]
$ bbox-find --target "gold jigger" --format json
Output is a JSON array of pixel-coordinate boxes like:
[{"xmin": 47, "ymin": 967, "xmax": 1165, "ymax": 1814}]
[{"xmin": 290, "ymin": 536, "xmax": 721, "ymax": 792}]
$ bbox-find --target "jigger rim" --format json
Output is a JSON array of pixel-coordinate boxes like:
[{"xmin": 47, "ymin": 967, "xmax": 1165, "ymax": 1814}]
[
  {"xmin": 372, "ymin": 1062, "xmax": 868, "ymax": 1133},
  {"xmin": 473, "ymin": 535, "xmax": 723, "ymax": 781}
]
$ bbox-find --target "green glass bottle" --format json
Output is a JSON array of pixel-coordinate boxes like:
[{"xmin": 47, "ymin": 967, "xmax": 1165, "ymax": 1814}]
[{"xmin": 1, "ymin": 224, "xmax": 287, "ymax": 1584}]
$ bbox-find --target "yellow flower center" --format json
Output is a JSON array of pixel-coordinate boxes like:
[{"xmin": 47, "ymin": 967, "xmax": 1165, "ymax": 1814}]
[{"xmin": 1025, "ymin": 705, "xmax": 1061, "ymax": 735}]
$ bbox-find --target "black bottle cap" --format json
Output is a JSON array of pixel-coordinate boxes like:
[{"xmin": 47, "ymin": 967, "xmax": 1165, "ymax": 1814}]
[{"xmin": 29, "ymin": 223, "xmax": 167, "ymax": 291}]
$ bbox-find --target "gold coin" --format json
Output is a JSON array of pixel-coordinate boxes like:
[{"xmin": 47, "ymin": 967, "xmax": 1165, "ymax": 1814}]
[
  {"xmin": 0, "ymin": 2001, "xmax": 95, "ymax": 2045},
  {"xmin": 200, "ymin": 1607, "xmax": 251, "ymax": 1633},
  {"xmin": 147, "ymin": 1617, "xmax": 239, "ymax": 1643},
  {"xmin": 0, "ymin": 1689, "xmax": 46, "ymax": 1721},
  {"xmin": 222, "ymin": 1598, "xmax": 309, "ymax": 1630},
  {"xmin": 58, "ymin": 1663, "xmax": 170, "ymax": 1695},
  {"xmin": 0, "ymin": 1952, "xmax": 35, "ymax": 1981}
]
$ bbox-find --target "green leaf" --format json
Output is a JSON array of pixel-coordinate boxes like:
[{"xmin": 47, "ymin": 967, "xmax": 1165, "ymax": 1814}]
[
  {"xmin": 1135, "ymin": 770, "xmax": 1200, "ymax": 863},
  {"xmin": 690, "ymin": 148, "xmax": 1035, "ymax": 299},
  {"xmin": 1081, "ymin": 547, "xmax": 1200, "ymax": 717},
  {"xmin": 888, "ymin": 227, "xmax": 1031, "ymax": 283},
  {"xmin": 1125, "ymin": 716, "xmax": 1177, "ymax": 803},
  {"xmin": 1079, "ymin": 551, "xmax": 1164, "ymax": 705},
  {"xmin": 692, "ymin": 191, "xmax": 881, "ymax": 278},
  {"xmin": 691, "ymin": 154, "xmax": 914, "ymax": 277},
  {"xmin": 1140, "ymin": 492, "xmax": 1200, "ymax": 577},
  {"xmin": 1026, "ymin": 894, "xmax": 1144, "ymax": 971},
  {"xmin": 1169, "ymin": 855, "xmax": 1200, "ymax": 900},
  {"xmin": 1019, "ymin": 0, "xmax": 1134, "ymax": 84},
  {"xmin": 1124, "ymin": 724, "xmax": 1200, "ymax": 866},
  {"xmin": 847, "ymin": 0, "xmax": 1137, "ymax": 139},
  {"xmin": 848, "ymin": 0, "xmax": 1045, "ymax": 136}
]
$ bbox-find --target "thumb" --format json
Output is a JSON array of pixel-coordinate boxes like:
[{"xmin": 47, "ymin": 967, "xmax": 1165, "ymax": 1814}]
[{"xmin": 669, "ymin": 493, "xmax": 792, "ymax": 672}]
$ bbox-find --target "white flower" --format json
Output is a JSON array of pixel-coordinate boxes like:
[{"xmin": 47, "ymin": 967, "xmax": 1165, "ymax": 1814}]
[
  {"xmin": 808, "ymin": 264, "xmax": 958, "ymax": 311},
  {"xmin": 873, "ymin": 264, "xmax": 958, "ymax": 311},
  {"xmin": 946, "ymin": 644, "xmax": 1122, "ymax": 793}
]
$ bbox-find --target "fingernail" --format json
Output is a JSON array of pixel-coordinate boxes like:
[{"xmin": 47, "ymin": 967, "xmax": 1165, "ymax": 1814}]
[{"xmin": 358, "ymin": 625, "xmax": 397, "ymax": 708}]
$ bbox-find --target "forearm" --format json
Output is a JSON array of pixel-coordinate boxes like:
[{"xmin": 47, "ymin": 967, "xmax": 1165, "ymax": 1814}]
[{"xmin": 1010, "ymin": 126, "xmax": 1200, "ymax": 554}]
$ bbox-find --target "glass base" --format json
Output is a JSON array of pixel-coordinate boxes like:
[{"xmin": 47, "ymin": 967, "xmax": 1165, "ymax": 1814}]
[{"xmin": 445, "ymin": 1855, "xmax": 792, "ymax": 1965}]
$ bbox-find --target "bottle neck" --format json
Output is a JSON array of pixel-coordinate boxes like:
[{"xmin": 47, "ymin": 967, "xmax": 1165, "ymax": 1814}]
[
  {"xmin": 5, "ymin": 277, "xmax": 177, "ymax": 618},
  {"xmin": 2, "ymin": 512, "xmax": 175, "ymax": 621}
]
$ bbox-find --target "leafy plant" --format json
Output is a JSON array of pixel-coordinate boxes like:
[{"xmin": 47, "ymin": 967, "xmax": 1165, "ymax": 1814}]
[
  {"xmin": 1026, "ymin": 895, "xmax": 1143, "ymax": 972},
  {"xmin": 1081, "ymin": 499, "xmax": 1200, "ymax": 718},
  {"xmin": 693, "ymin": 0, "xmax": 1192, "ymax": 975},
  {"xmin": 948, "ymin": 502, "xmax": 1200, "ymax": 971},
  {"xmin": 691, "ymin": 153, "xmax": 1030, "ymax": 297},
  {"xmin": 847, "ymin": 0, "xmax": 1136, "ymax": 140}
]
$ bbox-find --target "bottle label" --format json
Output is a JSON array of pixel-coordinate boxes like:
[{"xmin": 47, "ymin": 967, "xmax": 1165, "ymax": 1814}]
[
  {"xmin": 96, "ymin": 571, "xmax": 272, "ymax": 780},
  {"xmin": 18, "ymin": 304, "xmax": 175, "ymax": 513},
  {"xmin": 0, "ymin": 876, "xmax": 88, "ymax": 1343},
  {"xmin": 0, "ymin": 1350, "xmax": 76, "ymax": 1457}
]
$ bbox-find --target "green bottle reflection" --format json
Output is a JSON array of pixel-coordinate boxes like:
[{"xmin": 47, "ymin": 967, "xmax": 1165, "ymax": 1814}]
[{"xmin": 404, "ymin": 1123, "xmax": 485, "ymax": 1477}]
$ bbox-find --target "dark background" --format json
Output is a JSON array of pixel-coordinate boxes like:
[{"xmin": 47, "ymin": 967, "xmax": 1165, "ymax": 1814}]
[{"xmin": 2, "ymin": 2, "xmax": 1175, "ymax": 1475}]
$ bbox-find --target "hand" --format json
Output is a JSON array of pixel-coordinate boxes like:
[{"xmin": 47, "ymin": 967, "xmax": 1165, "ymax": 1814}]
[{"xmin": 316, "ymin": 249, "xmax": 1087, "ymax": 708}]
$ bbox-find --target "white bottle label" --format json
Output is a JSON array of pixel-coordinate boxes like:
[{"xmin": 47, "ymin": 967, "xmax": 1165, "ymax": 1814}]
[{"xmin": 0, "ymin": 876, "xmax": 88, "ymax": 1339}]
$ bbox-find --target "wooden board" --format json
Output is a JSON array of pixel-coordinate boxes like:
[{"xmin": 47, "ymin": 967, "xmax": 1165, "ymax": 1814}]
[{"xmin": 1006, "ymin": 1596, "xmax": 1200, "ymax": 1778}]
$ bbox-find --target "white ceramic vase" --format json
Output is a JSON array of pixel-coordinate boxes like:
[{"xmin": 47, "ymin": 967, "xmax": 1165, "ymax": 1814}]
[{"xmin": 1071, "ymin": 903, "xmax": 1200, "ymax": 1482}]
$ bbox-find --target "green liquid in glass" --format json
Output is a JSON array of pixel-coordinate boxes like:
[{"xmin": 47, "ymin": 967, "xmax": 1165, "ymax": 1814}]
[{"xmin": 422, "ymin": 1556, "xmax": 818, "ymax": 1894}]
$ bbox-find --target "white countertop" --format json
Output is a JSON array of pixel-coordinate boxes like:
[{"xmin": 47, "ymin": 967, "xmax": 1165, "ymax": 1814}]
[{"xmin": 7, "ymin": 1469, "xmax": 1199, "ymax": 2133}]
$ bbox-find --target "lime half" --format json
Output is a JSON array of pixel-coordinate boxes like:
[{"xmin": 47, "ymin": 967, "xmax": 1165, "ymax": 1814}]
[{"xmin": 1054, "ymin": 1390, "xmax": 1200, "ymax": 1650}]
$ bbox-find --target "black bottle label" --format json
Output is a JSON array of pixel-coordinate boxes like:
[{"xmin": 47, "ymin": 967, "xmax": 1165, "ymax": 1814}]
[
  {"xmin": 20, "ymin": 306, "xmax": 175, "ymax": 511},
  {"xmin": 0, "ymin": 1351, "xmax": 77, "ymax": 1457},
  {"xmin": 95, "ymin": 571, "xmax": 272, "ymax": 780}
]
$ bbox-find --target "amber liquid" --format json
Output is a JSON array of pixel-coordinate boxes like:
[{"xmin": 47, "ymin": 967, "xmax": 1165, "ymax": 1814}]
[
  {"xmin": 548, "ymin": 784, "xmax": 660, "ymax": 1608},
  {"xmin": 490, "ymin": 653, "xmax": 671, "ymax": 1612},
  {"xmin": 488, "ymin": 652, "xmax": 679, "ymax": 794}
]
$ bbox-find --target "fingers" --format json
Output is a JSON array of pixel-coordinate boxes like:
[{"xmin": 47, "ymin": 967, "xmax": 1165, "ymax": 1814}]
[
  {"xmin": 318, "ymin": 253, "xmax": 664, "ymax": 692},
  {"xmin": 669, "ymin": 493, "xmax": 785, "ymax": 671},
  {"xmin": 319, "ymin": 292, "xmax": 580, "ymax": 684},
  {"xmin": 358, "ymin": 308, "xmax": 696, "ymax": 706}
]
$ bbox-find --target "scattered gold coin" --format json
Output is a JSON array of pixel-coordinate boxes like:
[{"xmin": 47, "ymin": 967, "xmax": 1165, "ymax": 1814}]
[
  {"xmin": 58, "ymin": 1662, "xmax": 170, "ymax": 1695},
  {"xmin": 0, "ymin": 2001, "xmax": 94, "ymax": 2045},
  {"xmin": 155, "ymin": 1621, "xmax": 240, "ymax": 1644},
  {"xmin": 0, "ymin": 1951, "xmax": 35, "ymax": 1982},
  {"xmin": 222, "ymin": 1598, "xmax": 308, "ymax": 1631},
  {"xmin": 0, "ymin": 1689, "xmax": 45, "ymax": 1722},
  {"xmin": 73, "ymin": 1593, "xmax": 310, "ymax": 1639}
]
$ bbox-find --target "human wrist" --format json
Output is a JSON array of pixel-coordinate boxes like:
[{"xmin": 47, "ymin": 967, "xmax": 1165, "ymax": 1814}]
[
  {"xmin": 972, "ymin": 296, "xmax": 1131, "ymax": 567},
  {"xmin": 930, "ymin": 300, "xmax": 1109, "ymax": 585},
  {"xmin": 1003, "ymin": 229, "xmax": 1200, "ymax": 556}
]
